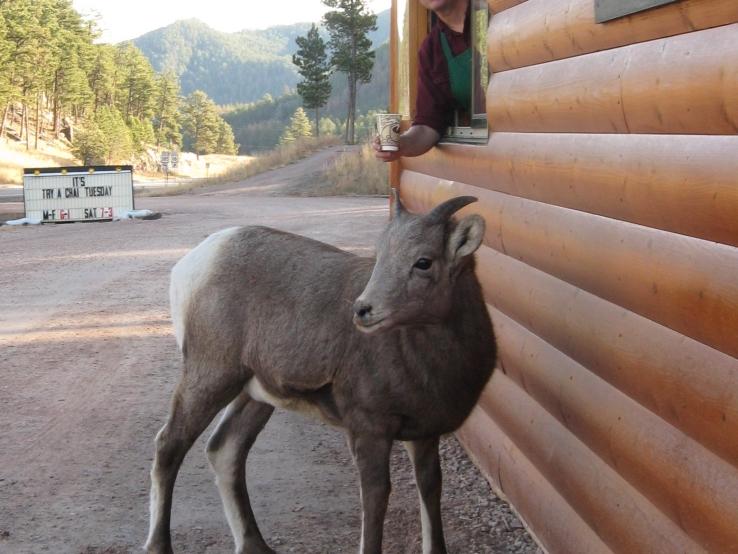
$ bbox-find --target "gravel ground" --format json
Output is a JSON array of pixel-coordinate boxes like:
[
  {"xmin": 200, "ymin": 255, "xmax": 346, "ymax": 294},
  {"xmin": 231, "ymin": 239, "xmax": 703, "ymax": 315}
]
[{"xmin": 0, "ymin": 151, "xmax": 540, "ymax": 554}]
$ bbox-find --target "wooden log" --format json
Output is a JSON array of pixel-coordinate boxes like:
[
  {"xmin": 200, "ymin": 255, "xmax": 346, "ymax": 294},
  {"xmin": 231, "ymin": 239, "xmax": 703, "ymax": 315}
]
[
  {"xmin": 474, "ymin": 244, "xmax": 738, "ymax": 467},
  {"xmin": 487, "ymin": 24, "xmax": 738, "ymax": 134},
  {"xmin": 490, "ymin": 308, "xmax": 738, "ymax": 551},
  {"xmin": 457, "ymin": 407, "xmax": 613, "ymax": 554},
  {"xmin": 478, "ymin": 372, "xmax": 704, "ymax": 553},
  {"xmin": 399, "ymin": 171, "xmax": 738, "ymax": 360},
  {"xmin": 488, "ymin": 0, "xmax": 738, "ymax": 71},
  {"xmin": 402, "ymin": 133, "xmax": 738, "ymax": 247},
  {"xmin": 488, "ymin": 0, "xmax": 526, "ymax": 14}
]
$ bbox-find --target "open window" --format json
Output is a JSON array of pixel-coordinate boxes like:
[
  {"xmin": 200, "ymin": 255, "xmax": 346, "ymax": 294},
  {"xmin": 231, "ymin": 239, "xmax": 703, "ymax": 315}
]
[{"xmin": 442, "ymin": 0, "xmax": 489, "ymax": 143}]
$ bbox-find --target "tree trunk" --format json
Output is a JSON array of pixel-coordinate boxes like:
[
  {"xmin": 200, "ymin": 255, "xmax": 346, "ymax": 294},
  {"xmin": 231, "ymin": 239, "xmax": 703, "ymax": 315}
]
[
  {"xmin": 53, "ymin": 71, "xmax": 60, "ymax": 136},
  {"xmin": 345, "ymin": 74, "xmax": 351, "ymax": 144},
  {"xmin": 23, "ymin": 102, "xmax": 29, "ymax": 150},
  {"xmin": 315, "ymin": 107, "xmax": 320, "ymax": 137},
  {"xmin": 0, "ymin": 102, "xmax": 10, "ymax": 140},
  {"xmin": 35, "ymin": 92, "xmax": 41, "ymax": 150},
  {"xmin": 348, "ymin": 74, "xmax": 356, "ymax": 145}
]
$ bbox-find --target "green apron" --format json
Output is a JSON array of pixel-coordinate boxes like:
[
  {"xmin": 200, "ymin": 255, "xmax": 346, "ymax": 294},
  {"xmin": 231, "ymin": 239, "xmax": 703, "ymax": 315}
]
[{"xmin": 440, "ymin": 31, "xmax": 472, "ymax": 113}]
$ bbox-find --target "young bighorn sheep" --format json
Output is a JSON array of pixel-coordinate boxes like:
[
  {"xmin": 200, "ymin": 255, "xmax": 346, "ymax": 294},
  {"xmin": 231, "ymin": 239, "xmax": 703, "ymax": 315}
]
[{"xmin": 145, "ymin": 194, "xmax": 496, "ymax": 554}]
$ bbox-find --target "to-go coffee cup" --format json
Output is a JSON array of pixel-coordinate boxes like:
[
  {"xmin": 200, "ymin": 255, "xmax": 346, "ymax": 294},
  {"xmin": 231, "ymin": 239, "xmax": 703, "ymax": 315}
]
[{"xmin": 376, "ymin": 113, "xmax": 401, "ymax": 151}]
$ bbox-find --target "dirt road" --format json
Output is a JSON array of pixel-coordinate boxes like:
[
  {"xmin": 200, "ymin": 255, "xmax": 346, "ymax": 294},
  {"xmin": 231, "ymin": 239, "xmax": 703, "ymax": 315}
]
[{"xmin": 0, "ymin": 153, "xmax": 538, "ymax": 553}]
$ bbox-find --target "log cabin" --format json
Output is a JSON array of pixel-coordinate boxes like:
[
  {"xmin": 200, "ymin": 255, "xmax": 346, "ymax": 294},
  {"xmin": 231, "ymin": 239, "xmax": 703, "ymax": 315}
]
[{"xmin": 388, "ymin": 0, "xmax": 738, "ymax": 552}]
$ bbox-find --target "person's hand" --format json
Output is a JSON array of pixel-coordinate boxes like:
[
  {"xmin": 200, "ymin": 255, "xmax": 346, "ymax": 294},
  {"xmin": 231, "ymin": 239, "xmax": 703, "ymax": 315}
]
[{"xmin": 373, "ymin": 135, "xmax": 401, "ymax": 163}]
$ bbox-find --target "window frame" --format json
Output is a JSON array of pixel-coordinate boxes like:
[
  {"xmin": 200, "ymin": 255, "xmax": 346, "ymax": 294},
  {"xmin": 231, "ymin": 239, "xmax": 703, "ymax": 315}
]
[{"xmin": 440, "ymin": 0, "xmax": 489, "ymax": 145}]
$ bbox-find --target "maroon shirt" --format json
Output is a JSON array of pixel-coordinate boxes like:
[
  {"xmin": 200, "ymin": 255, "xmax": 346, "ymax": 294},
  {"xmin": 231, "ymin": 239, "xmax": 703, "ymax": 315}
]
[{"xmin": 413, "ymin": 13, "xmax": 471, "ymax": 134}]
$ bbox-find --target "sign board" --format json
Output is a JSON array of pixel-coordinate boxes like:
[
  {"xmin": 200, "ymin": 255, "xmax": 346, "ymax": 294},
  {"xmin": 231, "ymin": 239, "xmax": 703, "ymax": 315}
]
[
  {"xmin": 23, "ymin": 165, "xmax": 134, "ymax": 223},
  {"xmin": 595, "ymin": 0, "xmax": 679, "ymax": 23}
]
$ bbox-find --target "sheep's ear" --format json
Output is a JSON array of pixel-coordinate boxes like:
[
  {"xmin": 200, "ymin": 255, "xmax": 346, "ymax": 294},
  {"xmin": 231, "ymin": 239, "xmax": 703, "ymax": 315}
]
[{"xmin": 447, "ymin": 214, "xmax": 485, "ymax": 264}]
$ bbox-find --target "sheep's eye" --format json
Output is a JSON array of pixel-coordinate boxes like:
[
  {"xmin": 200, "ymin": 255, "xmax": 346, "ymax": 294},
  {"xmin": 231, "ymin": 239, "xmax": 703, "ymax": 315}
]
[{"xmin": 414, "ymin": 258, "xmax": 433, "ymax": 271}]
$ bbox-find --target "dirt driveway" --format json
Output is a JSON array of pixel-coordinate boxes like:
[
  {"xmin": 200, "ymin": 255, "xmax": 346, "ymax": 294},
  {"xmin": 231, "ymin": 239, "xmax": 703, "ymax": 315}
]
[{"xmin": 0, "ymin": 153, "xmax": 538, "ymax": 554}]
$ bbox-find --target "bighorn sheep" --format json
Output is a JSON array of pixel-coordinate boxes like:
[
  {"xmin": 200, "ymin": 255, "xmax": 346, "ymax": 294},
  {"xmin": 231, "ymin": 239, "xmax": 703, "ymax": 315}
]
[{"xmin": 145, "ymin": 194, "xmax": 496, "ymax": 554}]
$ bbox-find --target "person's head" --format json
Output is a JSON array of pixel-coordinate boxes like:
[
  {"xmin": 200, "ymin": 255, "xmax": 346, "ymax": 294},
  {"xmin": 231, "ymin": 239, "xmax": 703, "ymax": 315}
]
[{"xmin": 418, "ymin": 0, "xmax": 467, "ymax": 15}]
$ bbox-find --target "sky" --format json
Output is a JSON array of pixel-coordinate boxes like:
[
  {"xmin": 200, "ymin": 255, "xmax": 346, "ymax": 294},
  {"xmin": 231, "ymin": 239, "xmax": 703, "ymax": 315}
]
[{"xmin": 72, "ymin": 0, "xmax": 392, "ymax": 44}]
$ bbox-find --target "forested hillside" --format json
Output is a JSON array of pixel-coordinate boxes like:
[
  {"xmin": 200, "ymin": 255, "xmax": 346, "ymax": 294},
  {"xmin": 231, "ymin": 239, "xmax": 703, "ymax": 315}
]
[
  {"xmin": 134, "ymin": 10, "xmax": 390, "ymax": 106},
  {"xmin": 222, "ymin": 42, "xmax": 389, "ymax": 153},
  {"xmin": 0, "ymin": 0, "xmax": 239, "ymax": 168}
]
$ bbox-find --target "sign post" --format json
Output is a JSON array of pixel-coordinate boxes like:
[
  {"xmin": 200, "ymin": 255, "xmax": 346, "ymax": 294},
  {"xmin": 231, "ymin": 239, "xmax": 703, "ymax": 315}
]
[{"xmin": 23, "ymin": 165, "xmax": 134, "ymax": 223}]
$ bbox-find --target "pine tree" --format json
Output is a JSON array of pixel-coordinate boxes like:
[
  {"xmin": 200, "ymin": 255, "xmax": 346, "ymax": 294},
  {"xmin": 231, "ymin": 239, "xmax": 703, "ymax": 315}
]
[
  {"xmin": 182, "ymin": 90, "xmax": 220, "ymax": 157},
  {"xmin": 114, "ymin": 43, "xmax": 156, "ymax": 121},
  {"xmin": 322, "ymin": 0, "xmax": 377, "ymax": 144},
  {"xmin": 74, "ymin": 105, "xmax": 132, "ymax": 164},
  {"xmin": 0, "ymin": 10, "xmax": 13, "ymax": 135},
  {"xmin": 280, "ymin": 107, "xmax": 312, "ymax": 144},
  {"xmin": 292, "ymin": 24, "xmax": 331, "ymax": 137},
  {"xmin": 89, "ymin": 44, "xmax": 117, "ymax": 112},
  {"xmin": 215, "ymin": 119, "xmax": 238, "ymax": 155},
  {"xmin": 153, "ymin": 72, "xmax": 182, "ymax": 148}
]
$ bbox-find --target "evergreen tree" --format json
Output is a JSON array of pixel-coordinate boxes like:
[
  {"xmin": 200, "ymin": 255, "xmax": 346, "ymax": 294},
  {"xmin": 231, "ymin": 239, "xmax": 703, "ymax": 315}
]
[
  {"xmin": 89, "ymin": 44, "xmax": 117, "ymax": 112},
  {"xmin": 182, "ymin": 90, "xmax": 220, "ymax": 157},
  {"xmin": 280, "ymin": 107, "xmax": 312, "ymax": 144},
  {"xmin": 0, "ymin": 10, "xmax": 12, "ymax": 131},
  {"xmin": 322, "ymin": 0, "xmax": 377, "ymax": 144},
  {"xmin": 318, "ymin": 116, "xmax": 338, "ymax": 136},
  {"xmin": 215, "ymin": 119, "xmax": 238, "ymax": 155},
  {"xmin": 96, "ymin": 105, "xmax": 133, "ymax": 162},
  {"xmin": 73, "ymin": 105, "xmax": 132, "ymax": 163},
  {"xmin": 292, "ymin": 24, "xmax": 331, "ymax": 137},
  {"xmin": 128, "ymin": 115, "xmax": 156, "ymax": 154},
  {"xmin": 153, "ymin": 72, "xmax": 182, "ymax": 148},
  {"xmin": 114, "ymin": 43, "xmax": 156, "ymax": 121}
]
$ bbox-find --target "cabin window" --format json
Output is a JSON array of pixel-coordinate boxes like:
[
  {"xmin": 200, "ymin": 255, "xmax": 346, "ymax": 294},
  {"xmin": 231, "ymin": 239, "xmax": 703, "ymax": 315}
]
[
  {"xmin": 442, "ymin": 0, "xmax": 489, "ymax": 144},
  {"xmin": 595, "ymin": 0, "xmax": 680, "ymax": 23}
]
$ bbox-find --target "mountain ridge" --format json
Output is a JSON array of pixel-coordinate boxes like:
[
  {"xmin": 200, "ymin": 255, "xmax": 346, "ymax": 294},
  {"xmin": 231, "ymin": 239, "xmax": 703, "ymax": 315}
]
[{"xmin": 132, "ymin": 9, "xmax": 390, "ymax": 105}]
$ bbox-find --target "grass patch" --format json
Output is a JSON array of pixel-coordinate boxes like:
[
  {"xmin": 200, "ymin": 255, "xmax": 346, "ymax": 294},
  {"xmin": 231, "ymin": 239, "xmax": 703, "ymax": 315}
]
[
  {"xmin": 208, "ymin": 136, "xmax": 340, "ymax": 185},
  {"xmin": 318, "ymin": 142, "xmax": 390, "ymax": 196},
  {"xmin": 138, "ymin": 136, "xmax": 341, "ymax": 197}
]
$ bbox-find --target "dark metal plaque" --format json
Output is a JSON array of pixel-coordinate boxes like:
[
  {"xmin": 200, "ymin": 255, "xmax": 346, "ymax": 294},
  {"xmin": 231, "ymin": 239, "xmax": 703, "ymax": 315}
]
[{"xmin": 595, "ymin": 0, "xmax": 680, "ymax": 23}]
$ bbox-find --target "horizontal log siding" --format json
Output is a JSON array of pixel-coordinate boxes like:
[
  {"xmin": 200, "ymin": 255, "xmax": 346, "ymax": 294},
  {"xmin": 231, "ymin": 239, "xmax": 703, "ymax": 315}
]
[
  {"xmin": 400, "ymin": 171, "xmax": 738, "ymax": 360},
  {"xmin": 394, "ymin": 2, "xmax": 738, "ymax": 551},
  {"xmin": 487, "ymin": 0, "xmax": 526, "ymax": 14},
  {"xmin": 491, "ymin": 307, "xmax": 738, "ymax": 551},
  {"xmin": 458, "ymin": 407, "xmax": 613, "ymax": 554},
  {"xmin": 404, "ymin": 133, "xmax": 738, "ymax": 247},
  {"xmin": 487, "ymin": 24, "xmax": 738, "ymax": 134},
  {"xmin": 478, "ymin": 372, "xmax": 704, "ymax": 553},
  {"xmin": 475, "ymin": 245, "xmax": 738, "ymax": 468},
  {"xmin": 489, "ymin": 0, "xmax": 738, "ymax": 71}
]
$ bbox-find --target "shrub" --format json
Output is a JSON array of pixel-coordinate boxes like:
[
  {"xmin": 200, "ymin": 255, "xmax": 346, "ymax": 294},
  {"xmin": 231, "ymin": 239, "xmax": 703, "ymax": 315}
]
[{"xmin": 319, "ymin": 141, "xmax": 389, "ymax": 196}]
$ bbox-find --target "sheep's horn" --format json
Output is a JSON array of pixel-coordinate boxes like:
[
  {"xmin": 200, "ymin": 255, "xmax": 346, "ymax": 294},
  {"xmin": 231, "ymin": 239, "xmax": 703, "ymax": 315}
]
[
  {"xmin": 426, "ymin": 196, "xmax": 478, "ymax": 224},
  {"xmin": 391, "ymin": 187, "xmax": 405, "ymax": 217}
]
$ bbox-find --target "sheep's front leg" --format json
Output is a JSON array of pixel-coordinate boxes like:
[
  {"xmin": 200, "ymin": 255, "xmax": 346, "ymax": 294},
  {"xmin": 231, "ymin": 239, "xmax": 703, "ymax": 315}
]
[
  {"xmin": 350, "ymin": 434, "xmax": 392, "ymax": 554},
  {"xmin": 404, "ymin": 437, "xmax": 447, "ymax": 554}
]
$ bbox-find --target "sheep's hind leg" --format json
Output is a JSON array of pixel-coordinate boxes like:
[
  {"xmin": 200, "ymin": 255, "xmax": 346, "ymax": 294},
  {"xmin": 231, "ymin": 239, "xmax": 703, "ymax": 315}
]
[
  {"xmin": 207, "ymin": 389, "xmax": 275, "ymax": 554},
  {"xmin": 145, "ymin": 367, "xmax": 244, "ymax": 554}
]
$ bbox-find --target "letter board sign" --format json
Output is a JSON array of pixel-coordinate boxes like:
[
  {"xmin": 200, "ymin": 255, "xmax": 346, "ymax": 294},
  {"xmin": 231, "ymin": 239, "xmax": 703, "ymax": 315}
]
[{"xmin": 23, "ymin": 165, "xmax": 134, "ymax": 223}]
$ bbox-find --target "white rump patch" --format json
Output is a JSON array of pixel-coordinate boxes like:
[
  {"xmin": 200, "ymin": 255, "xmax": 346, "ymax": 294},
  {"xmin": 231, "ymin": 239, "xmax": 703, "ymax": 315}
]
[{"xmin": 169, "ymin": 227, "xmax": 240, "ymax": 350}]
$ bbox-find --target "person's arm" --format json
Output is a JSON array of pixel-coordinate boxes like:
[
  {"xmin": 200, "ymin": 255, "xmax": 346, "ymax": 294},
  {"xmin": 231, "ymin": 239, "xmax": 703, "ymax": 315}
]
[{"xmin": 373, "ymin": 124, "xmax": 441, "ymax": 163}]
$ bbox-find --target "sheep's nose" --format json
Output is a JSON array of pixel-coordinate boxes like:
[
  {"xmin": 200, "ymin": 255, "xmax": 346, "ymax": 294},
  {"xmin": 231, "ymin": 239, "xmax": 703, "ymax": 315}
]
[{"xmin": 353, "ymin": 299, "xmax": 373, "ymax": 321}]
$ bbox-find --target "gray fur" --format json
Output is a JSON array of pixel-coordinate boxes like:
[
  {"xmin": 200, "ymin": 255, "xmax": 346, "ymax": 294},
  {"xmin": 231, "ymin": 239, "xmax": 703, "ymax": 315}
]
[{"xmin": 145, "ymin": 196, "xmax": 496, "ymax": 554}]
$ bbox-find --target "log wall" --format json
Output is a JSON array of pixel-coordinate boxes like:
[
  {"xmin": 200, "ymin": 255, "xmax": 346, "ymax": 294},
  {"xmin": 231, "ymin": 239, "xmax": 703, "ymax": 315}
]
[{"xmin": 392, "ymin": 0, "xmax": 738, "ymax": 551}]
